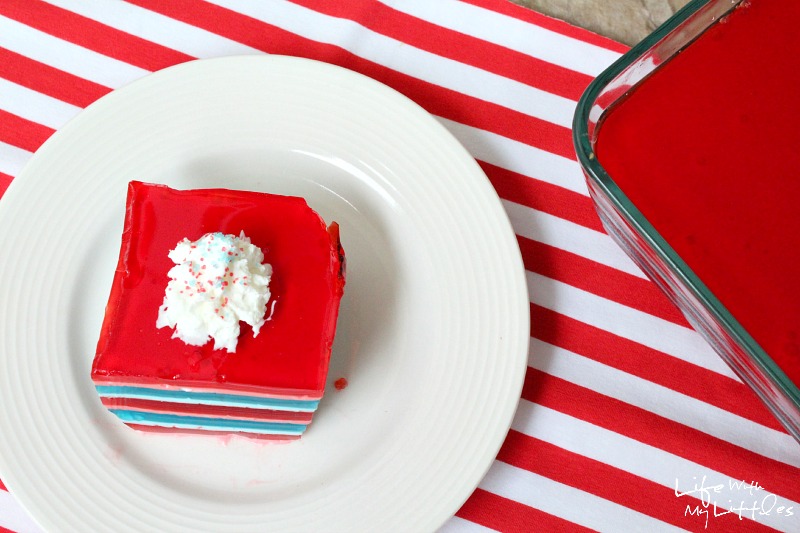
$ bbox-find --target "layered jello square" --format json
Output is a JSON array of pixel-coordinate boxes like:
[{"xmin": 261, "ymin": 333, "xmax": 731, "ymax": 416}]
[{"xmin": 92, "ymin": 181, "xmax": 345, "ymax": 439}]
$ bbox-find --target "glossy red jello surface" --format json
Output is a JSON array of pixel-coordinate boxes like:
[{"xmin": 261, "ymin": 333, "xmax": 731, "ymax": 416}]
[
  {"xmin": 92, "ymin": 181, "xmax": 345, "ymax": 396},
  {"xmin": 595, "ymin": 0, "xmax": 800, "ymax": 386}
]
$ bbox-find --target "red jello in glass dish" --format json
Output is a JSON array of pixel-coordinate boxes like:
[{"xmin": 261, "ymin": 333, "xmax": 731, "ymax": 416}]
[
  {"xmin": 574, "ymin": 0, "xmax": 800, "ymax": 440},
  {"xmin": 91, "ymin": 181, "xmax": 346, "ymax": 439}
]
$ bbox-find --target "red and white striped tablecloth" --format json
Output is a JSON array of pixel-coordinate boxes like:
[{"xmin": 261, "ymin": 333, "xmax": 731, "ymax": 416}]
[{"xmin": 1, "ymin": 1, "xmax": 798, "ymax": 531}]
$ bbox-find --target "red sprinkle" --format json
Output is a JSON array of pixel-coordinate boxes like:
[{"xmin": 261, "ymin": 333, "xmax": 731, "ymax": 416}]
[{"xmin": 334, "ymin": 378, "xmax": 348, "ymax": 390}]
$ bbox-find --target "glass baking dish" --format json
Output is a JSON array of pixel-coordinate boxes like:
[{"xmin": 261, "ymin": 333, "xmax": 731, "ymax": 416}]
[{"xmin": 573, "ymin": 0, "xmax": 800, "ymax": 442}]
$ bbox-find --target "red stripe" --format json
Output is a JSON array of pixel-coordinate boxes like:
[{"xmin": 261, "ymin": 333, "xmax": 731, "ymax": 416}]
[
  {"xmin": 520, "ymin": 236, "xmax": 690, "ymax": 326},
  {"xmin": 0, "ymin": 172, "xmax": 13, "ymax": 198},
  {"xmin": 461, "ymin": 0, "xmax": 629, "ymax": 53},
  {"xmin": 531, "ymin": 304, "xmax": 785, "ymax": 431},
  {"xmin": 481, "ymin": 161, "xmax": 603, "ymax": 233},
  {"xmin": 0, "ymin": 1, "xmax": 563, "ymax": 162},
  {"xmin": 0, "ymin": 0, "xmax": 194, "ymax": 71},
  {"xmin": 0, "ymin": 479, "xmax": 15, "ymax": 533},
  {"xmin": 456, "ymin": 487, "xmax": 593, "ymax": 532},
  {"xmin": 0, "ymin": 47, "xmax": 109, "ymax": 107},
  {"xmin": 290, "ymin": 0, "xmax": 594, "ymax": 101},
  {"xmin": 125, "ymin": 0, "xmax": 576, "ymax": 160},
  {"xmin": 499, "ymin": 431, "xmax": 775, "ymax": 532},
  {"xmin": 0, "ymin": 109, "xmax": 54, "ymax": 153},
  {"xmin": 522, "ymin": 368, "xmax": 800, "ymax": 502}
]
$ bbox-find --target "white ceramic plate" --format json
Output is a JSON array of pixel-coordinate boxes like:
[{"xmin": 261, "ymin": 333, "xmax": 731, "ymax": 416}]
[{"xmin": 0, "ymin": 56, "xmax": 528, "ymax": 532}]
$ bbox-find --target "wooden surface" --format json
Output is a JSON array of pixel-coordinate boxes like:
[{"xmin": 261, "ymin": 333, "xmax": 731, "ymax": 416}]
[{"xmin": 512, "ymin": 0, "xmax": 691, "ymax": 45}]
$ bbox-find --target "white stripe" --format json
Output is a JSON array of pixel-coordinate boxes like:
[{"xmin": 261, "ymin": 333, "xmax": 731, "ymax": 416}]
[
  {"xmin": 17, "ymin": 1, "xmax": 593, "ymax": 199},
  {"xmin": 207, "ymin": 0, "xmax": 577, "ymax": 128},
  {"xmin": 43, "ymin": 0, "xmax": 260, "ymax": 58},
  {"xmin": 0, "ymin": 489, "xmax": 44, "ymax": 533},
  {"xmin": 527, "ymin": 271, "xmax": 738, "ymax": 378},
  {"xmin": 530, "ymin": 338, "xmax": 800, "ymax": 466},
  {"xmin": 438, "ymin": 117, "xmax": 588, "ymax": 196},
  {"xmin": 479, "ymin": 461, "xmax": 684, "ymax": 532},
  {"xmin": 437, "ymin": 516, "xmax": 497, "ymax": 533},
  {"xmin": 512, "ymin": 402, "xmax": 800, "ymax": 532},
  {"xmin": 379, "ymin": 0, "xmax": 621, "ymax": 77},
  {"xmin": 0, "ymin": 78, "xmax": 81, "ymax": 130},
  {"xmin": 503, "ymin": 198, "xmax": 644, "ymax": 278},
  {"xmin": 0, "ymin": 142, "xmax": 33, "ymax": 177},
  {"xmin": 27, "ymin": 1, "xmax": 593, "ymax": 201},
  {"xmin": 0, "ymin": 14, "xmax": 147, "ymax": 88}
]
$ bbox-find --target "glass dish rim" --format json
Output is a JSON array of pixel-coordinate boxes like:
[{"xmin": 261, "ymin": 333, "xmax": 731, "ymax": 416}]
[{"xmin": 572, "ymin": 0, "xmax": 800, "ymax": 405}]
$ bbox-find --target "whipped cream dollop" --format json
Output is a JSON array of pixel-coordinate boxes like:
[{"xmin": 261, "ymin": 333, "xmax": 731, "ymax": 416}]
[{"xmin": 156, "ymin": 232, "xmax": 272, "ymax": 352}]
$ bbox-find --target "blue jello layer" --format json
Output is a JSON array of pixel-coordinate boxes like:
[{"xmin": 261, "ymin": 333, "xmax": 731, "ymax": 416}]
[
  {"xmin": 110, "ymin": 409, "xmax": 307, "ymax": 435},
  {"xmin": 96, "ymin": 385, "xmax": 319, "ymax": 412}
]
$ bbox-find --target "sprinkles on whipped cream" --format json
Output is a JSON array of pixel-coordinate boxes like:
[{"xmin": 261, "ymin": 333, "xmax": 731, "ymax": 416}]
[{"xmin": 156, "ymin": 231, "xmax": 272, "ymax": 352}]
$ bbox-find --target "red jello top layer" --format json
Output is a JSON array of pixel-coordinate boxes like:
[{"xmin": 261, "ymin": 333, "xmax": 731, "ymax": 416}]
[
  {"xmin": 595, "ymin": 0, "xmax": 800, "ymax": 386},
  {"xmin": 92, "ymin": 181, "xmax": 345, "ymax": 396}
]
